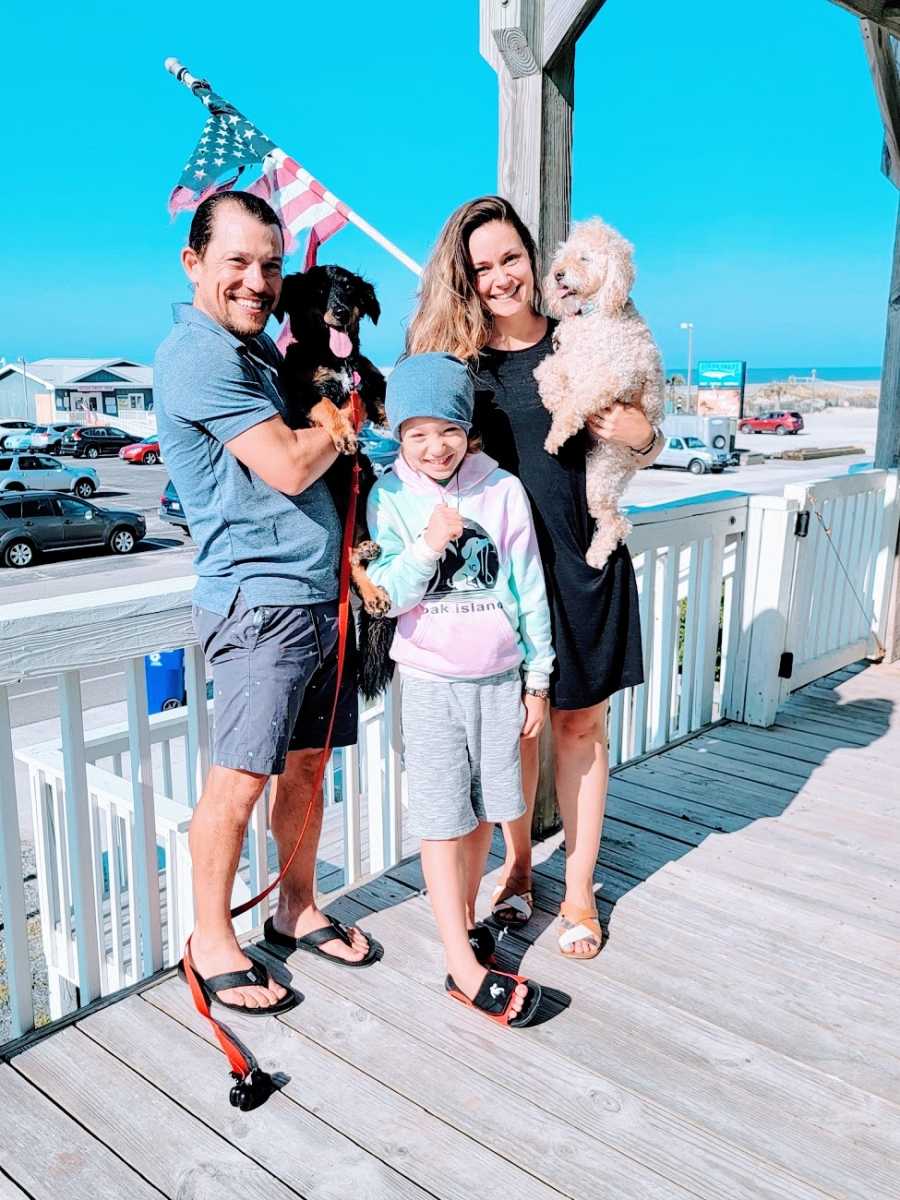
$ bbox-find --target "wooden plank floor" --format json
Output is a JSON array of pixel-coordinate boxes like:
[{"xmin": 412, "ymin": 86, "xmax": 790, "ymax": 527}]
[{"xmin": 2, "ymin": 661, "xmax": 899, "ymax": 1199}]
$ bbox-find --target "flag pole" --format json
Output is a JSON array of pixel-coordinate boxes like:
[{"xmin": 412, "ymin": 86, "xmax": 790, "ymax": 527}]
[{"xmin": 164, "ymin": 57, "xmax": 422, "ymax": 277}]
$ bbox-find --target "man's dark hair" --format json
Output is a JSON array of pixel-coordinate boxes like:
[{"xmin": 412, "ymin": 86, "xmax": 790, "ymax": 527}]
[{"xmin": 188, "ymin": 191, "xmax": 284, "ymax": 257}]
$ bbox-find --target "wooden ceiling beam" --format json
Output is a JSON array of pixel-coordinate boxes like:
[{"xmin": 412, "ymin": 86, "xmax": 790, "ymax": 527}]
[
  {"xmin": 829, "ymin": 1, "xmax": 900, "ymax": 38},
  {"xmin": 542, "ymin": 0, "xmax": 607, "ymax": 67},
  {"xmin": 861, "ymin": 20, "xmax": 900, "ymax": 185}
]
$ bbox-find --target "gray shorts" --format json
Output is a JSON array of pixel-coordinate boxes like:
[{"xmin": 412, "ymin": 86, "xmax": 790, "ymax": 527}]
[
  {"xmin": 400, "ymin": 669, "xmax": 526, "ymax": 840},
  {"xmin": 193, "ymin": 592, "xmax": 358, "ymax": 776}
]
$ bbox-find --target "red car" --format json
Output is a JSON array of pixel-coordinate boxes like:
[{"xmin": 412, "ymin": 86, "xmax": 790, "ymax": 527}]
[
  {"xmin": 120, "ymin": 437, "xmax": 162, "ymax": 465},
  {"xmin": 739, "ymin": 410, "xmax": 804, "ymax": 436}
]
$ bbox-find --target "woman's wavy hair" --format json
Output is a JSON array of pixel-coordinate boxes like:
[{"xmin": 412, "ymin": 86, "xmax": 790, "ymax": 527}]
[{"xmin": 406, "ymin": 196, "xmax": 541, "ymax": 361}]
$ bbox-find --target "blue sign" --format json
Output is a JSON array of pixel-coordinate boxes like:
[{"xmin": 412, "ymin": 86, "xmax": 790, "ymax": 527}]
[{"xmin": 697, "ymin": 360, "xmax": 746, "ymax": 389}]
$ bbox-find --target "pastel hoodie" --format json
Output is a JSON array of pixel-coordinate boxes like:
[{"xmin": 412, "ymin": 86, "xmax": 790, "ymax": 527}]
[{"xmin": 366, "ymin": 450, "xmax": 554, "ymax": 688}]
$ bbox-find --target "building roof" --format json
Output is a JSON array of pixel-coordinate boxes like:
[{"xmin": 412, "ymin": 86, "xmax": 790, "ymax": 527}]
[{"xmin": 0, "ymin": 358, "xmax": 152, "ymax": 388}]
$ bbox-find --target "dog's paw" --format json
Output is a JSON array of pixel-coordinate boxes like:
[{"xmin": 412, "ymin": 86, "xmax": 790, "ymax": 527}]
[
  {"xmin": 544, "ymin": 433, "xmax": 563, "ymax": 455},
  {"xmin": 334, "ymin": 431, "xmax": 359, "ymax": 455},
  {"xmin": 363, "ymin": 587, "xmax": 392, "ymax": 616},
  {"xmin": 354, "ymin": 539, "xmax": 381, "ymax": 563}
]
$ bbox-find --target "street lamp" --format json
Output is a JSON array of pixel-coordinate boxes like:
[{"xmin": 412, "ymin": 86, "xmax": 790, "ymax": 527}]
[{"xmin": 679, "ymin": 322, "xmax": 694, "ymax": 409}]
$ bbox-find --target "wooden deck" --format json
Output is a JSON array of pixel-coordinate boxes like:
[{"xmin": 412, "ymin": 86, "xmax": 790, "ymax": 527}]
[{"xmin": 1, "ymin": 660, "xmax": 899, "ymax": 1200}]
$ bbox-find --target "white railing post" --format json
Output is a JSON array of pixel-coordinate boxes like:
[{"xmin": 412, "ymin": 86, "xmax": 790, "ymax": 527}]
[
  {"xmin": 57, "ymin": 671, "xmax": 102, "ymax": 1005},
  {"xmin": 873, "ymin": 471, "xmax": 900, "ymax": 648},
  {"xmin": 383, "ymin": 677, "xmax": 404, "ymax": 868},
  {"xmin": 342, "ymin": 743, "xmax": 362, "ymax": 887},
  {"xmin": 124, "ymin": 657, "xmax": 163, "ymax": 975},
  {"xmin": 725, "ymin": 496, "xmax": 799, "ymax": 727},
  {"xmin": 184, "ymin": 644, "xmax": 210, "ymax": 808},
  {"xmin": 0, "ymin": 684, "xmax": 34, "ymax": 1038}
]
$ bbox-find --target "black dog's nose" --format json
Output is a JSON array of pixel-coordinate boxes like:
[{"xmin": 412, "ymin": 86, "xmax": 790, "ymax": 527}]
[{"xmin": 331, "ymin": 303, "xmax": 350, "ymax": 324}]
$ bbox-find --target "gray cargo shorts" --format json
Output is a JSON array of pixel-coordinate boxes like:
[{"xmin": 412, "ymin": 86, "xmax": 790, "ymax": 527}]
[
  {"xmin": 400, "ymin": 669, "xmax": 526, "ymax": 840},
  {"xmin": 192, "ymin": 591, "xmax": 358, "ymax": 776}
]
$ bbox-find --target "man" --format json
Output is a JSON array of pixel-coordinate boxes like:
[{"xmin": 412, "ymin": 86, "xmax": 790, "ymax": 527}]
[{"xmin": 156, "ymin": 192, "xmax": 377, "ymax": 1013}]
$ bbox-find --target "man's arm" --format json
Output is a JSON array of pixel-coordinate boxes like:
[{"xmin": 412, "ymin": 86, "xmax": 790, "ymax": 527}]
[{"xmin": 226, "ymin": 415, "xmax": 340, "ymax": 495}]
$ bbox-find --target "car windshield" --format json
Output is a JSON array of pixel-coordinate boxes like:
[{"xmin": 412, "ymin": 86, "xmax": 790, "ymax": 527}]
[
  {"xmin": 140, "ymin": 437, "xmax": 157, "ymax": 445},
  {"xmin": 684, "ymin": 437, "xmax": 707, "ymax": 448}
]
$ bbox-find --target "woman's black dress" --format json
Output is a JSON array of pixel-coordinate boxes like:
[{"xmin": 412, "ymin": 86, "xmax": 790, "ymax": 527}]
[{"xmin": 475, "ymin": 324, "xmax": 644, "ymax": 709}]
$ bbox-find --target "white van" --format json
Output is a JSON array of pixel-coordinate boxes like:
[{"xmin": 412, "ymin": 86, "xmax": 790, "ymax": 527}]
[{"xmin": 654, "ymin": 435, "xmax": 730, "ymax": 475}]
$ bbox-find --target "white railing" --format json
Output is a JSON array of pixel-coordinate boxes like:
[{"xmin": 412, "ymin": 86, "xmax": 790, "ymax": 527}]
[
  {"xmin": 610, "ymin": 494, "xmax": 747, "ymax": 766},
  {"xmin": 1, "ymin": 469, "xmax": 897, "ymax": 1043}
]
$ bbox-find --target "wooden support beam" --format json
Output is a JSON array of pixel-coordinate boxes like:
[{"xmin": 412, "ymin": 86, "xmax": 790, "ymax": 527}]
[
  {"xmin": 479, "ymin": 0, "xmax": 605, "ymax": 833},
  {"xmin": 861, "ymin": 20, "xmax": 900, "ymax": 184},
  {"xmin": 875, "ymin": 200, "xmax": 900, "ymax": 661},
  {"xmin": 479, "ymin": 0, "xmax": 602, "ymax": 272},
  {"xmin": 543, "ymin": 0, "xmax": 606, "ymax": 68},
  {"xmin": 830, "ymin": 1, "xmax": 900, "ymax": 39}
]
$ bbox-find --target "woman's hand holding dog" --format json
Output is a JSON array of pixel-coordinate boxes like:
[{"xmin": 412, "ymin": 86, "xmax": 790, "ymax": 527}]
[
  {"xmin": 424, "ymin": 503, "xmax": 464, "ymax": 553},
  {"xmin": 521, "ymin": 693, "xmax": 549, "ymax": 739},
  {"xmin": 586, "ymin": 402, "xmax": 654, "ymax": 451}
]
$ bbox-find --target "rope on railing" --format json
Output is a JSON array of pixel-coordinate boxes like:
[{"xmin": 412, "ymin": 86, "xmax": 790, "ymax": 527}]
[{"xmin": 811, "ymin": 504, "xmax": 887, "ymax": 658}]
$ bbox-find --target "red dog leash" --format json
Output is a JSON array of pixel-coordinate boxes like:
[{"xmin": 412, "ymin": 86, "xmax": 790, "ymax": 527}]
[{"xmin": 181, "ymin": 391, "xmax": 364, "ymax": 1109}]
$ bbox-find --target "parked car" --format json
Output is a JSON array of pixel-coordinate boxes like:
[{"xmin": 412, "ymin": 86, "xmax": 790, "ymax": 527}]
[
  {"xmin": 0, "ymin": 492, "xmax": 146, "ymax": 568},
  {"xmin": 33, "ymin": 423, "xmax": 83, "ymax": 454},
  {"xmin": 120, "ymin": 436, "xmax": 162, "ymax": 465},
  {"xmin": 4, "ymin": 423, "xmax": 83, "ymax": 454},
  {"xmin": 159, "ymin": 479, "xmax": 189, "ymax": 534},
  {"xmin": 71, "ymin": 426, "xmax": 143, "ymax": 458},
  {"xmin": 654, "ymin": 436, "xmax": 729, "ymax": 475},
  {"xmin": 0, "ymin": 453, "xmax": 98, "ymax": 498},
  {"xmin": 739, "ymin": 410, "xmax": 804, "ymax": 436},
  {"xmin": 0, "ymin": 420, "xmax": 35, "ymax": 451}
]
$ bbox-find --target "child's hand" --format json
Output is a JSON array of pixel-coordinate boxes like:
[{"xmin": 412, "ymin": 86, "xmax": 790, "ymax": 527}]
[
  {"xmin": 521, "ymin": 693, "xmax": 549, "ymax": 739},
  {"xmin": 424, "ymin": 503, "xmax": 463, "ymax": 552}
]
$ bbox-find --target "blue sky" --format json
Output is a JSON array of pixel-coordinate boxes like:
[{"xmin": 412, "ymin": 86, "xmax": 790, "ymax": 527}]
[{"xmin": 2, "ymin": 0, "xmax": 896, "ymax": 371}]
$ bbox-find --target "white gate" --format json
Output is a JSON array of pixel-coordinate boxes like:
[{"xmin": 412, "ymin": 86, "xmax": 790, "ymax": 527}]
[{"xmin": 780, "ymin": 469, "xmax": 899, "ymax": 696}]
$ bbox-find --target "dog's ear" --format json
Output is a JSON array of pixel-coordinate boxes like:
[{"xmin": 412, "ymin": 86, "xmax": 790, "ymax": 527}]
[
  {"xmin": 359, "ymin": 281, "xmax": 381, "ymax": 325},
  {"xmin": 272, "ymin": 272, "xmax": 310, "ymax": 323},
  {"xmin": 600, "ymin": 229, "xmax": 635, "ymax": 315}
]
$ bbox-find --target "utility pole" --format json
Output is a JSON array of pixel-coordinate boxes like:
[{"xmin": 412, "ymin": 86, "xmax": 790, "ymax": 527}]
[{"xmin": 18, "ymin": 358, "xmax": 30, "ymax": 422}]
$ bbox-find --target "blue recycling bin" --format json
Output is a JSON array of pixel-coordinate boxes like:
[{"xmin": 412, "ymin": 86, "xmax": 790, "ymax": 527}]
[{"xmin": 144, "ymin": 649, "xmax": 186, "ymax": 713}]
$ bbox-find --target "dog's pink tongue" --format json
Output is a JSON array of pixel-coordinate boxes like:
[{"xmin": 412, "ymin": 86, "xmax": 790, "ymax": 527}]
[{"xmin": 329, "ymin": 327, "xmax": 352, "ymax": 358}]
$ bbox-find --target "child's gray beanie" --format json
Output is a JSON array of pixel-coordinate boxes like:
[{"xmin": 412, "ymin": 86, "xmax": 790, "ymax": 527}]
[{"xmin": 385, "ymin": 353, "xmax": 474, "ymax": 439}]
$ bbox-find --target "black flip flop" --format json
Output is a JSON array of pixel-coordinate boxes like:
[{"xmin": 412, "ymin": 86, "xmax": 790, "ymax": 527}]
[
  {"xmin": 177, "ymin": 957, "xmax": 299, "ymax": 1017},
  {"xmin": 468, "ymin": 923, "xmax": 497, "ymax": 965},
  {"xmin": 261, "ymin": 916, "xmax": 383, "ymax": 967}
]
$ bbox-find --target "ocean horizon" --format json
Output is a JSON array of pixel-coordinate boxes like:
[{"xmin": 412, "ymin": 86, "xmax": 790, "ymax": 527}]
[{"xmin": 667, "ymin": 366, "xmax": 881, "ymax": 384}]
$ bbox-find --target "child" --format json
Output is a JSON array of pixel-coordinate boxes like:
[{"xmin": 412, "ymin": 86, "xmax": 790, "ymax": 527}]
[{"xmin": 367, "ymin": 352, "xmax": 554, "ymax": 1027}]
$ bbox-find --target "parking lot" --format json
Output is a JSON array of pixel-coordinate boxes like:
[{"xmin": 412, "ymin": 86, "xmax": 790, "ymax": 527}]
[
  {"xmin": 0, "ymin": 456, "xmax": 196, "ymax": 593},
  {"xmin": 0, "ymin": 408, "xmax": 879, "ymax": 598}
]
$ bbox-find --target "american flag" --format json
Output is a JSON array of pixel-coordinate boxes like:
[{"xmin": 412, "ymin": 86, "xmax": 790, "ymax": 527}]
[{"xmin": 168, "ymin": 89, "xmax": 347, "ymax": 268}]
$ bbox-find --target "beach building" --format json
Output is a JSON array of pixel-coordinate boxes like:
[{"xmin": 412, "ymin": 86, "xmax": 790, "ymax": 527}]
[{"xmin": 0, "ymin": 358, "xmax": 155, "ymax": 434}]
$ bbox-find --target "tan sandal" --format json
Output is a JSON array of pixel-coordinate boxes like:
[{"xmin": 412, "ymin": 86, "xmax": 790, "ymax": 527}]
[
  {"xmin": 490, "ymin": 882, "xmax": 534, "ymax": 928},
  {"xmin": 558, "ymin": 902, "xmax": 603, "ymax": 960}
]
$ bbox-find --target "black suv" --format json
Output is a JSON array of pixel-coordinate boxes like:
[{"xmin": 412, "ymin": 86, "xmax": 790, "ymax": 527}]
[
  {"xmin": 72, "ymin": 426, "xmax": 143, "ymax": 458},
  {"xmin": 0, "ymin": 491, "xmax": 146, "ymax": 568}
]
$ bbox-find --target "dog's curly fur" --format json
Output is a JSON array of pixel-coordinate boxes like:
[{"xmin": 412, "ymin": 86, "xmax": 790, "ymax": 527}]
[{"xmin": 535, "ymin": 218, "xmax": 665, "ymax": 570}]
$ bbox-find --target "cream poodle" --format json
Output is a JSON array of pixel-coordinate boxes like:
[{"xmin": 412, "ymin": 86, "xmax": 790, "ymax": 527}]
[{"xmin": 534, "ymin": 217, "xmax": 665, "ymax": 570}]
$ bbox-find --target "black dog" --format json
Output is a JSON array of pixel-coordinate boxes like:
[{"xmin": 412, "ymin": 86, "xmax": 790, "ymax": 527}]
[{"xmin": 274, "ymin": 265, "xmax": 395, "ymax": 696}]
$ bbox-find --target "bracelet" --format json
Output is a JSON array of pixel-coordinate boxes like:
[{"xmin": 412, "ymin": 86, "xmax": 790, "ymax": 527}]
[
  {"xmin": 632, "ymin": 427, "xmax": 659, "ymax": 456},
  {"xmin": 524, "ymin": 686, "xmax": 550, "ymax": 699}
]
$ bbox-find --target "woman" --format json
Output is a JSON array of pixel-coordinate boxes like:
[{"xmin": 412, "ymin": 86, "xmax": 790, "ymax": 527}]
[{"xmin": 406, "ymin": 196, "xmax": 663, "ymax": 958}]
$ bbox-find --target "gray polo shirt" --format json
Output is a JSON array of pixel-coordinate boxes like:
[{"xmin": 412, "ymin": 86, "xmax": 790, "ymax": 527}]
[{"xmin": 155, "ymin": 303, "xmax": 341, "ymax": 616}]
